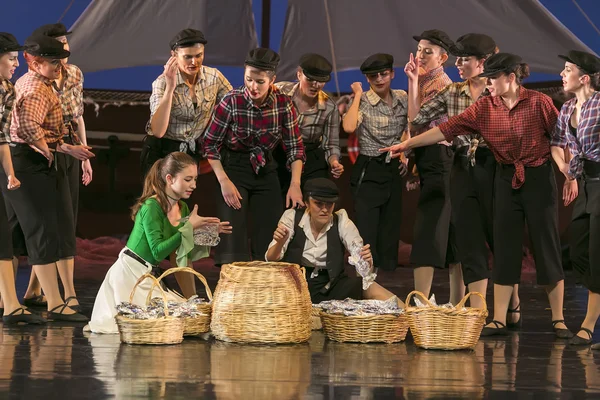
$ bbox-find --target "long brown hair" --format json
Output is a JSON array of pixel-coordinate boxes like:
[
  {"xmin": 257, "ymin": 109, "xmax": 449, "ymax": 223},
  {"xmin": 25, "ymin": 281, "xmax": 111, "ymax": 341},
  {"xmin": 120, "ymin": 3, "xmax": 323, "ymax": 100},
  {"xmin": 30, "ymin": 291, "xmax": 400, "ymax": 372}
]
[{"xmin": 131, "ymin": 152, "xmax": 196, "ymax": 220}]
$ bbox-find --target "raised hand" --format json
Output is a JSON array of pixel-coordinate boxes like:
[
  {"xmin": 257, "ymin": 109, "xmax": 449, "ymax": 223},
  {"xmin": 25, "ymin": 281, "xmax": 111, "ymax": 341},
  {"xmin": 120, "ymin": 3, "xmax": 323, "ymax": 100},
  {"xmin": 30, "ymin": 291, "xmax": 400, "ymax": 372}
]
[
  {"xmin": 164, "ymin": 56, "xmax": 178, "ymax": 90},
  {"xmin": 273, "ymin": 223, "xmax": 290, "ymax": 244},
  {"xmin": 350, "ymin": 82, "xmax": 363, "ymax": 97},
  {"xmin": 404, "ymin": 53, "xmax": 418, "ymax": 81},
  {"xmin": 188, "ymin": 205, "xmax": 220, "ymax": 229}
]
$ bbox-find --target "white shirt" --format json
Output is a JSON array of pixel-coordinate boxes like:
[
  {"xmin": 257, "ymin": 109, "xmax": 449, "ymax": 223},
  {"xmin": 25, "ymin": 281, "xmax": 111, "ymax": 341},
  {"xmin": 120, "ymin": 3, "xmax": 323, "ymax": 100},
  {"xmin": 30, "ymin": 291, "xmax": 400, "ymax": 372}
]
[{"xmin": 265, "ymin": 209, "xmax": 363, "ymax": 268}]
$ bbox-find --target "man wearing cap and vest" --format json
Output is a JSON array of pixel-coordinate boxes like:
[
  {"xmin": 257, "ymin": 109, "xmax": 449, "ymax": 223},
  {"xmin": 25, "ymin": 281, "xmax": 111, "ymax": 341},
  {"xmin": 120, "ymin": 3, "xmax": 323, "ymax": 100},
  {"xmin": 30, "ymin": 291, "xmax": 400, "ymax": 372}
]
[
  {"xmin": 342, "ymin": 53, "xmax": 408, "ymax": 271},
  {"xmin": 274, "ymin": 53, "xmax": 343, "ymax": 193},
  {"xmin": 203, "ymin": 48, "xmax": 305, "ymax": 265},
  {"xmin": 266, "ymin": 177, "xmax": 404, "ymax": 305},
  {"xmin": 142, "ymin": 28, "xmax": 232, "ymax": 178}
]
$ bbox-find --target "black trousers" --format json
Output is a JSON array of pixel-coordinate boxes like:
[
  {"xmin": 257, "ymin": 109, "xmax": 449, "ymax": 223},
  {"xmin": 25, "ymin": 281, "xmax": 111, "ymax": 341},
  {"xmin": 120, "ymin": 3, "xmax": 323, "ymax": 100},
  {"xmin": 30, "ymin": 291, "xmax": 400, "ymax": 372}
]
[
  {"xmin": 410, "ymin": 144, "xmax": 455, "ymax": 268},
  {"xmin": 569, "ymin": 161, "xmax": 600, "ymax": 294},
  {"xmin": 275, "ymin": 142, "xmax": 328, "ymax": 195},
  {"xmin": 140, "ymin": 135, "xmax": 200, "ymax": 180},
  {"xmin": 213, "ymin": 151, "xmax": 283, "ymax": 265},
  {"xmin": 493, "ymin": 162, "xmax": 564, "ymax": 286},
  {"xmin": 2, "ymin": 144, "xmax": 61, "ymax": 265},
  {"xmin": 305, "ymin": 267, "xmax": 363, "ymax": 303},
  {"xmin": 451, "ymin": 147, "xmax": 496, "ymax": 285},
  {"xmin": 0, "ymin": 185, "xmax": 13, "ymax": 260},
  {"xmin": 350, "ymin": 154, "xmax": 402, "ymax": 271}
]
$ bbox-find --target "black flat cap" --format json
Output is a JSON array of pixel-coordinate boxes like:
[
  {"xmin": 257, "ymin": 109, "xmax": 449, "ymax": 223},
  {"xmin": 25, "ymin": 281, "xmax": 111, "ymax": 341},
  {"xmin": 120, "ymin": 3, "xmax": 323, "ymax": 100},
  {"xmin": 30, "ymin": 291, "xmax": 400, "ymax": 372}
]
[
  {"xmin": 299, "ymin": 53, "xmax": 332, "ymax": 82},
  {"xmin": 24, "ymin": 35, "xmax": 70, "ymax": 59},
  {"xmin": 451, "ymin": 33, "xmax": 496, "ymax": 57},
  {"xmin": 32, "ymin": 23, "xmax": 71, "ymax": 38},
  {"xmin": 304, "ymin": 178, "xmax": 339, "ymax": 202},
  {"xmin": 245, "ymin": 48, "xmax": 280, "ymax": 71},
  {"xmin": 169, "ymin": 28, "xmax": 207, "ymax": 50},
  {"xmin": 413, "ymin": 29, "xmax": 454, "ymax": 52},
  {"xmin": 558, "ymin": 50, "xmax": 600, "ymax": 75},
  {"xmin": 360, "ymin": 53, "xmax": 394, "ymax": 74},
  {"xmin": 478, "ymin": 53, "xmax": 522, "ymax": 78},
  {"xmin": 0, "ymin": 33, "xmax": 23, "ymax": 53}
]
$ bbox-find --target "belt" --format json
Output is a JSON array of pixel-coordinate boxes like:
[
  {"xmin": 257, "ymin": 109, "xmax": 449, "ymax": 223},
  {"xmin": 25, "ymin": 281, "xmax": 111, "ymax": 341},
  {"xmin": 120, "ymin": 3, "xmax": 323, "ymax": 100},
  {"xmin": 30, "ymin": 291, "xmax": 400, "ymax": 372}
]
[
  {"xmin": 123, "ymin": 248, "xmax": 162, "ymax": 277},
  {"xmin": 583, "ymin": 160, "xmax": 600, "ymax": 181},
  {"xmin": 304, "ymin": 141, "xmax": 322, "ymax": 152}
]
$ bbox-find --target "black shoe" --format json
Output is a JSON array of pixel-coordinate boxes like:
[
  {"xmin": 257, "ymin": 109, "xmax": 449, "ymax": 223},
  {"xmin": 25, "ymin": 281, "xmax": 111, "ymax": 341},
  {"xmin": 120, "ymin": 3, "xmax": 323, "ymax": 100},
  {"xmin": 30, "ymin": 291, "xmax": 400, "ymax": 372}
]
[
  {"xmin": 23, "ymin": 295, "xmax": 47, "ymax": 308},
  {"xmin": 552, "ymin": 320, "xmax": 574, "ymax": 339},
  {"xmin": 506, "ymin": 303, "xmax": 522, "ymax": 330},
  {"xmin": 569, "ymin": 328, "xmax": 593, "ymax": 345},
  {"xmin": 3, "ymin": 307, "xmax": 47, "ymax": 325},
  {"xmin": 481, "ymin": 320, "xmax": 508, "ymax": 337},
  {"xmin": 47, "ymin": 303, "xmax": 88, "ymax": 322},
  {"xmin": 64, "ymin": 296, "xmax": 82, "ymax": 313}
]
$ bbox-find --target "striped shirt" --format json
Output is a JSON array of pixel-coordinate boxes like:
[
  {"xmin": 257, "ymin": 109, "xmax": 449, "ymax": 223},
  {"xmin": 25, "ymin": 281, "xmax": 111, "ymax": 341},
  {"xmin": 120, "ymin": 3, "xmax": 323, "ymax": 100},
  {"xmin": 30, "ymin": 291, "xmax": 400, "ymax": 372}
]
[
  {"xmin": 0, "ymin": 80, "xmax": 15, "ymax": 144},
  {"xmin": 413, "ymin": 66, "xmax": 452, "ymax": 145},
  {"xmin": 550, "ymin": 91, "xmax": 600, "ymax": 179},
  {"xmin": 275, "ymin": 81, "xmax": 341, "ymax": 162}
]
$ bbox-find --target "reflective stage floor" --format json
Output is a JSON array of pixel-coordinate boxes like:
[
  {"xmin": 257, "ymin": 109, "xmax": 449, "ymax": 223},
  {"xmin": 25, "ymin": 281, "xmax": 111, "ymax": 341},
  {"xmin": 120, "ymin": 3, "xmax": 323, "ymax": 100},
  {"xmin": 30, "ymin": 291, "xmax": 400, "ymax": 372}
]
[{"xmin": 1, "ymin": 267, "xmax": 599, "ymax": 399}]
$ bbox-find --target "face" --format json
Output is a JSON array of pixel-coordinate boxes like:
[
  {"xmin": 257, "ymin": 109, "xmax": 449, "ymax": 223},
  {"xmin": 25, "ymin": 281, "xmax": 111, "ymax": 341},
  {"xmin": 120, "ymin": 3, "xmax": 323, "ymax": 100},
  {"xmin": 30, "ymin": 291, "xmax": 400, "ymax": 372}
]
[
  {"xmin": 455, "ymin": 56, "xmax": 485, "ymax": 80},
  {"xmin": 560, "ymin": 62, "xmax": 587, "ymax": 93},
  {"xmin": 172, "ymin": 44, "xmax": 204, "ymax": 77},
  {"xmin": 55, "ymin": 36, "xmax": 69, "ymax": 64},
  {"xmin": 36, "ymin": 58, "xmax": 62, "ymax": 80},
  {"xmin": 416, "ymin": 40, "xmax": 448, "ymax": 73},
  {"xmin": 297, "ymin": 70, "xmax": 325, "ymax": 98},
  {"xmin": 307, "ymin": 197, "xmax": 335, "ymax": 225},
  {"xmin": 485, "ymin": 73, "xmax": 513, "ymax": 97},
  {"xmin": 366, "ymin": 69, "xmax": 394, "ymax": 96},
  {"xmin": 166, "ymin": 164, "xmax": 197, "ymax": 199},
  {"xmin": 244, "ymin": 66, "xmax": 274, "ymax": 102},
  {"xmin": 0, "ymin": 52, "xmax": 19, "ymax": 80}
]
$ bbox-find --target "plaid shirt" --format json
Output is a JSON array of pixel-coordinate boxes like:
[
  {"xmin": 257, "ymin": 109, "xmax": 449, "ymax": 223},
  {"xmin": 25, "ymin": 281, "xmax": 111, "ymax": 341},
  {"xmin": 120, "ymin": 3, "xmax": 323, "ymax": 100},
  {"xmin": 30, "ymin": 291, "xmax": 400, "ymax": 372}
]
[
  {"xmin": 439, "ymin": 87, "xmax": 558, "ymax": 188},
  {"xmin": 53, "ymin": 63, "xmax": 84, "ymax": 143},
  {"xmin": 0, "ymin": 80, "xmax": 15, "ymax": 144},
  {"xmin": 275, "ymin": 82, "xmax": 341, "ymax": 162},
  {"xmin": 11, "ymin": 71, "xmax": 65, "ymax": 144},
  {"xmin": 351, "ymin": 89, "xmax": 408, "ymax": 157},
  {"xmin": 413, "ymin": 66, "xmax": 452, "ymax": 145},
  {"xmin": 147, "ymin": 66, "xmax": 232, "ymax": 150},
  {"xmin": 550, "ymin": 92, "xmax": 600, "ymax": 179},
  {"xmin": 202, "ymin": 85, "xmax": 305, "ymax": 174},
  {"xmin": 413, "ymin": 80, "xmax": 490, "ymax": 149}
]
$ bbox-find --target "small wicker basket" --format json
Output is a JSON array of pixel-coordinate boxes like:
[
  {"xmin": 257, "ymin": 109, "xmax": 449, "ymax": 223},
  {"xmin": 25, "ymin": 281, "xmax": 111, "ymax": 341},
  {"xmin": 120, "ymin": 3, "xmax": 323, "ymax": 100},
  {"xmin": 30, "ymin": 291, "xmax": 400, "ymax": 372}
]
[
  {"xmin": 320, "ymin": 309, "xmax": 409, "ymax": 344},
  {"xmin": 151, "ymin": 267, "xmax": 213, "ymax": 336},
  {"xmin": 115, "ymin": 273, "xmax": 184, "ymax": 345},
  {"xmin": 404, "ymin": 290, "xmax": 488, "ymax": 350}
]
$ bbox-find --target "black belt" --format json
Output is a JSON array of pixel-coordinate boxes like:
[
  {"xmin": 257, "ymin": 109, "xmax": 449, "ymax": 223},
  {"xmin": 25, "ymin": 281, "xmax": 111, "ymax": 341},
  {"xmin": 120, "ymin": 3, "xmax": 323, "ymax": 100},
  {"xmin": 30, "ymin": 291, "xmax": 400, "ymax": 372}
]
[
  {"xmin": 123, "ymin": 248, "xmax": 162, "ymax": 277},
  {"xmin": 583, "ymin": 160, "xmax": 600, "ymax": 181},
  {"xmin": 304, "ymin": 141, "xmax": 322, "ymax": 152}
]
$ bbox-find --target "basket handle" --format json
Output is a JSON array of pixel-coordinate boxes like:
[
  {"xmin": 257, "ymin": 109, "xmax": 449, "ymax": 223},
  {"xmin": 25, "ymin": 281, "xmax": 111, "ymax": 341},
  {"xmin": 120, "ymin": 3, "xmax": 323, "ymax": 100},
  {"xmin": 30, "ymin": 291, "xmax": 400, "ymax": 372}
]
[
  {"xmin": 129, "ymin": 273, "xmax": 170, "ymax": 316},
  {"xmin": 456, "ymin": 291, "xmax": 487, "ymax": 311},
  {"xmin": 404, "ymin": 290, "xmax": 433, "ymax": 308},
  {"xmin": 148, "ymin": 267, "xmax": 213, "ymax": 304}
]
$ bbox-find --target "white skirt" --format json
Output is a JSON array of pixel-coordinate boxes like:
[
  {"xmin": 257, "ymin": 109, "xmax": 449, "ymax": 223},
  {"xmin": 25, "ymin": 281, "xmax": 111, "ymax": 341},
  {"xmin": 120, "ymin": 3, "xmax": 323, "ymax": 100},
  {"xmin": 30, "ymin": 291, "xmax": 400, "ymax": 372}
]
[{"xmin": 87, "ymin": 247, "xmax": 184, "ymax": 334}]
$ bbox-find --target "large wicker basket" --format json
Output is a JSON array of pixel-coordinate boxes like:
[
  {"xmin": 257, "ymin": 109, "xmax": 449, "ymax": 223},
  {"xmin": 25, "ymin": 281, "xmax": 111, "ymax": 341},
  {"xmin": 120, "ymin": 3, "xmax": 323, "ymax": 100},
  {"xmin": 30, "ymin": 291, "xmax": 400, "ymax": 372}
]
[
  {"xmin": 151, "ymin": 267, "xmax": 213, "ymax": 336},
  {"xmin": 211, "ymin": 261, "xmax": 312, "ymax": 344},
  {"xmin": 320, "ymin": 309, "xmax": 409, "ymax": 344},
  {"xmin": 115, "ymin": 273, "xmax": 184, "ymax": 345},
  {"xmin": 404, "ymin": 291, "xmax": 487, "ymax": 350}
]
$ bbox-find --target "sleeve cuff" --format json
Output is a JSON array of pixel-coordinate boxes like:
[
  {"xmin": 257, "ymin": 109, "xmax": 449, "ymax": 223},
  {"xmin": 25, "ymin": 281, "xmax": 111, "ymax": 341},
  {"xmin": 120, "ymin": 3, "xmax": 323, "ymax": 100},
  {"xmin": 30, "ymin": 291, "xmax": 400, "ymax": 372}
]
[{"xmin": 176, "ymin": 221, "xmax": 210, "ymax": 267}]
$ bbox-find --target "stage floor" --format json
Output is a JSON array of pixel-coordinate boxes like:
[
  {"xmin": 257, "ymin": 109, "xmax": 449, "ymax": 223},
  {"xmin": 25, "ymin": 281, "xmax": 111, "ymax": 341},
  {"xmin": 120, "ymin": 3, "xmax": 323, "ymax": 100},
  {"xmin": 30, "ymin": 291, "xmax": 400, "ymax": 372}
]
[{"xmin": 1, "ymin": 266, "xmax": 599, "ymax": 399}]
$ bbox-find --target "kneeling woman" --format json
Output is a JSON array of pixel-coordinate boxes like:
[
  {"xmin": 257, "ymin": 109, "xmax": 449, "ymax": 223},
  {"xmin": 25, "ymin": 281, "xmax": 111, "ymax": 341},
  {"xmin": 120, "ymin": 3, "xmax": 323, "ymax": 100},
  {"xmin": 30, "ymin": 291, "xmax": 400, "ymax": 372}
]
[
  {"xmin": 87, "ymin": 152, "xmax": 231, "ymax": 333},
  {"xmin": 266, "ymin": 178, "xmax": 403, "ymax": 306}
]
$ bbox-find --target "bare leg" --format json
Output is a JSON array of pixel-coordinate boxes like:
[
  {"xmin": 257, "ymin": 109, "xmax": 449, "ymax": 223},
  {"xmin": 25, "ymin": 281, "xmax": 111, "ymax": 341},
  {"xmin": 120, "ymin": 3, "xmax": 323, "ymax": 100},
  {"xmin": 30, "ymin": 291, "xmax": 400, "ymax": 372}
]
[
  {"xmin": 467, "ymin": 279, "xmax": 488, "ymax": 309},
  {"xmin": 484, "ymin": 283, "xmax": 513, "ymax": 328},
  {"xmin": 32, "ymin": 264, "xmax": 76, "ymax": 314},
  {"xmin": 174, "ymin": 271, "xmax": 197, "ymax": 299},
  {"xmin": 577, "ymin": 291, "xmax": 600, "ymax": 339},
  {"xmin": 56, "ymin": 258, "xmax": 78, "ymax": 305},
  {"xmin": 363, "ymin": 282, "xmax": 405, "ymax": 308},
  {"xmin": 0, "ymin": 260, "xmax": 31, "ymax": 315},
  {"xmin": 414, "ymin": 266, "xmax": 434, "ymax": 299},
  {"xmin": 508, "ymin": 284, "xmax": 521, "ymax": 324},
  {"xmin": 546, "ymin": 280, "xmax": 567, "ymax": 330},
  {"xmin": 24, "ymin": 268, "xmax": 43, "ymax": 300},
  {"xmin": 449, "ymin": 262, "xmax": 466, "ymax": 305},
  {"xmin": 0, "ymin": 257, "xmax": 20, "ymax": 308}
]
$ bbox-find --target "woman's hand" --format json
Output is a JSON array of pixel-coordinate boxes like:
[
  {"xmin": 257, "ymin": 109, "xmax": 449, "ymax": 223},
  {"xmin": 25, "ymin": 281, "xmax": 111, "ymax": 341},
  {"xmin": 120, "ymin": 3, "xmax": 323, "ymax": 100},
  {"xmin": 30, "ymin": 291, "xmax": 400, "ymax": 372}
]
[
  {"xmin": 360, "ymin": 244, "xmax": 373, "ymax": 267},
  {"xmin": 380, "ymin": 141, "xmax": 410, "ymax": 159},
  {"xmin": 330, "ymin": 159, "xmax": 344, "ymax": 179},
  {"xmin": 6, "ymin": 175, "xmax": 20, "ymax": 190},
  {"xmin": 563, "ymin": 179, "xmax": 578, "ymax": 206},
  {"xmin": 61, "ymin": 143, "xmax": 95, "ymax": 161},
  {"xmin": 286, "ymin": 182, "xmax": 304, "ymax": 209},
  {"xmin": 188, "ymin": 205, "xmax": 220, "ymax": 230},
  {"xmin": 273, "ymin": 223, "xmax": 290, "ymax": 244},
  {"xmin": 404, "ymin": 53, "xmax": 418, "ymax": 81},
  {"xmin": 220, "ymin": 178, "xmax": 243, "ymax": 209},
  {"xmin": 82, "ymin": 159, "xmax": 93, "ymax": 186},
  {"xmin": 163, "ymin": 56, "xmax": 178, "ymax": 91},
  {"xmin": 218, "ymin": 221, "xmax": 232, "ymax": 235}
]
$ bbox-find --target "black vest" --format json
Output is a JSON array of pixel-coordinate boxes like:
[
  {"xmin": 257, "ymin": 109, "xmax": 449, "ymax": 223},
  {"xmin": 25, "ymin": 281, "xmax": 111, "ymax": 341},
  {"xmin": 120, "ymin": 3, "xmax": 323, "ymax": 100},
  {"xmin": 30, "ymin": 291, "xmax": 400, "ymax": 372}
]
[{"xmin": 282, "ymin": 209, "xmax": 345, "ymax": 279}]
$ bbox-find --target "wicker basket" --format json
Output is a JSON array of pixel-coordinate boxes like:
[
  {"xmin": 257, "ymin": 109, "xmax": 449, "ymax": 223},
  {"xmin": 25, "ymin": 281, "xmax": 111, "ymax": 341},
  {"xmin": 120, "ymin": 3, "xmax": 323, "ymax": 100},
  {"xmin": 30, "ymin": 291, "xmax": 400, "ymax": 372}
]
[
  {"xmin": 115, "ymin": 273, "xmax": 184, "ymax": 345},
  {"xmin": 320, "ymin": 310, "xmax": 409, "ymax": 344},
  {"xmin": 211, "ymin": 261, "xmax": 312, "ymax": 344},
  {"xmin": 151, "ymin": 267, "xmax": 213, "ymax": 336},
  {"xmin": 311, "ymin": 306, "xmax": 322, "ymax": 330},
  {"xmin": 404, "ymin": 291, "xmax": 488, "ymax": 350}
]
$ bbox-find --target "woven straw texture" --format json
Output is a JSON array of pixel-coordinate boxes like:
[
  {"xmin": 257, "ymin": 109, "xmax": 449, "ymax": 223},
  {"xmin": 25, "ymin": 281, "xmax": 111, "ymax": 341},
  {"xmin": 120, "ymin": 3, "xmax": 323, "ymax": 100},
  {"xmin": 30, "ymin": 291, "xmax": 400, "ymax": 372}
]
[{"xmin": 320, "ymin": 309, "xmax": 409, "ymax": 343}]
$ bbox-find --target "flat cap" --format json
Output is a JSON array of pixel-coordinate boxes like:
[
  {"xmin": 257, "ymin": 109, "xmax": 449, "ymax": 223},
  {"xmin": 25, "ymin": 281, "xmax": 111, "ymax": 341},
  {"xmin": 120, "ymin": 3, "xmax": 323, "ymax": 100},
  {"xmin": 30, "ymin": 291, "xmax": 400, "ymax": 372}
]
[
  {"xmin": 299, "ymin": 53, "xmax": 332, "ymax": 82},
  {"xmin": 245, "ymin": 47, "xmax": 280, "ymax": 71},
  {"xmin": 413, "ymin": 29, "xmax": 454, "ymax": 52},
  {"xmin": 32, "ymin": 23, "xmax": 71, "ymax": 38},
  {"xmin": 169, "ymin": 28, "xmax": 207, "ymax": 50},
  {"xmin": 24, "ymin": 34, "xmax": 70, "ymax": 59},
  {"xmin": 478, "ymin": 53, "xmax": 523, "ymax": 78},
  {"xmin": 360, "ymin": 53, "xmax": 394, "ymax": 74},
  {"xmin": 451, "ymin": 33, "xmax": 496, "ymax": 57},
  {"xmin": 0, "ymin": 33, "xmax": 23, "ymax": 53},
  {"xmin": 304, "ymin": 178, "xmax": 339, "ymax": 202},
  {"xmin": 558, "ymin": 50, "xmax": 600, "ymax": 75}
]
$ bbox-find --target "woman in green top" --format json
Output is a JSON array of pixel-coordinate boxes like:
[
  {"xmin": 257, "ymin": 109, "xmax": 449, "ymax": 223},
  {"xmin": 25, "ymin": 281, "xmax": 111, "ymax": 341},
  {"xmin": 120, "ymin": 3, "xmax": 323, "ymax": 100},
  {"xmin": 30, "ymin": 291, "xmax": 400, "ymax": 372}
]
[{"xmin": 87, "ymin": 152, "xmax": 230, "ymax": 333}]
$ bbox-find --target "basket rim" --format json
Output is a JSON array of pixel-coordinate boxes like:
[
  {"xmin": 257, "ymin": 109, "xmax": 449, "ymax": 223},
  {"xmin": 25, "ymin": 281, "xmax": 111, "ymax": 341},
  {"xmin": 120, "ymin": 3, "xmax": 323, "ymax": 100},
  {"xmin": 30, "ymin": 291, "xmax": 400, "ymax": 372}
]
[{"xmin": 320, "ymin": 312, "xmax": 405, "ymax": 319}]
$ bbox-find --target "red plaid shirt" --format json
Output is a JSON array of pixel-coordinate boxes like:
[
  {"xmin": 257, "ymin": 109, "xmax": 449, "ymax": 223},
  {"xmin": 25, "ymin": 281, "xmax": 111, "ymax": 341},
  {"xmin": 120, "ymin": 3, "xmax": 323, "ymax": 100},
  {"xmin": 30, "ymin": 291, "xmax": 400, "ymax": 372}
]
[
  {"xmin": 203, "ymin": 86, "xmax": 305, "ymax": 174},
  {"xmin": 439, "ymin": 87, "xmax": 558, "ymax": 188},
  {"xmin": 11, "ymin": 71, "xmax": 65, "ymax": 145},
  {"xmin": 53, "ymin": 63, "xmax": 84, "ymax": 143}
]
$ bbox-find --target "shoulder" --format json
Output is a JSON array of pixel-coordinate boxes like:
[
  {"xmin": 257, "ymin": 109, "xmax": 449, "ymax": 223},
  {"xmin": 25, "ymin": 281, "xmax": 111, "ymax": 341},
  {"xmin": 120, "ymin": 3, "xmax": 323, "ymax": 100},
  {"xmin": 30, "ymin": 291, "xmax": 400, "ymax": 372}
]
[
  {"xmin": 274, "ymin": 81, "xmax": 296, "ymax": 95},
  {"xmin": 334, "ymin": 209, "xmax": 351, "ymax": 223},
  {"xmin": 202, "ymin": 66, "xmax": 227, "ymax": 81},
  {"xmin": 392, "ymin": 89, "xmax": 408, "ymax": 99},
  {"xmin": 65, "ymin": 64, "xmax": 83, "ymax": 80},
  {"xmin": 559, "ymin": 97, "xmax": 576, "ymax": 113},
  {"xmin": 151, "ymin": 74, "xmax": 167, "ymax": 90}
]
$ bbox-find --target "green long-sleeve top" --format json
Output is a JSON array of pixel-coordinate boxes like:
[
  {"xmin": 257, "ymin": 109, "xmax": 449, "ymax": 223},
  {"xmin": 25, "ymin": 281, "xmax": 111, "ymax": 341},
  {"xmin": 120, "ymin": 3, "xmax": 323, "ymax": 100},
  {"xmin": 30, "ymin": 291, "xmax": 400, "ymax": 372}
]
[{"xmin": 126, "ymin": 198, "xmax": 190, "ymax": 265}]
